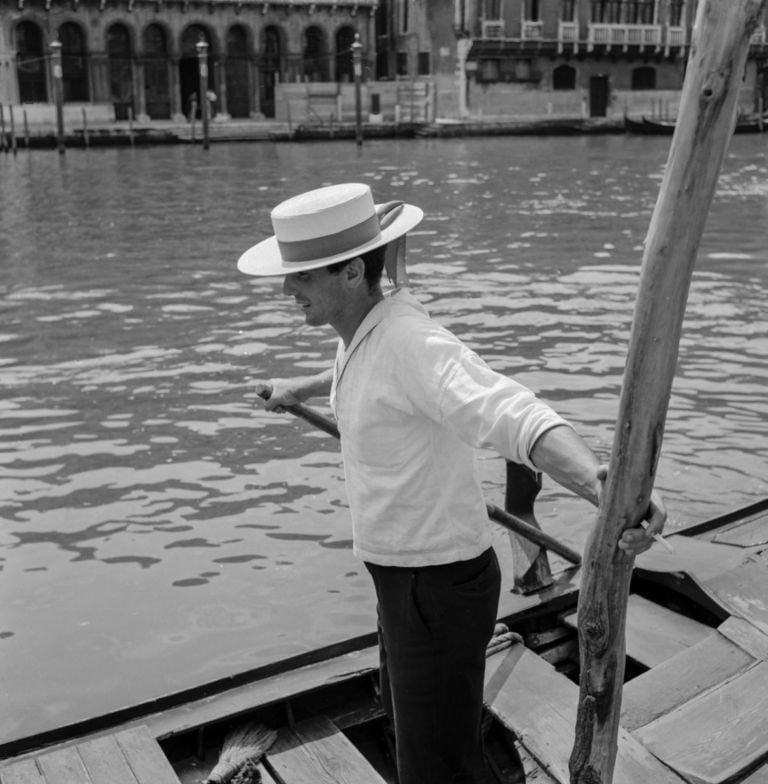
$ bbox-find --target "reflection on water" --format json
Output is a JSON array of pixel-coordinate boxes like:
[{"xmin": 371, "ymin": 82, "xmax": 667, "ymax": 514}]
[{"xmin": 1, "ymin": 135, "xmax": 767, "ymax": 744}]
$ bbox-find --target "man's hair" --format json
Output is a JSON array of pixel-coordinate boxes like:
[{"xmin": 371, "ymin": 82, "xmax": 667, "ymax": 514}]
[{"xmin": 327, "ymin": 244, "xmax": 386, "ymax": 292}]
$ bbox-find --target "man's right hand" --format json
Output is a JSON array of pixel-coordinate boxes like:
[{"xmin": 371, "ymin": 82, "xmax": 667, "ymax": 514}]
[
  {"xmin": 254, "ymin": 379, "xmax": 302, "ymax": 411},
  {"xmin": 253, "ymin": 369, "xmax": 334, "ymax": 412}
]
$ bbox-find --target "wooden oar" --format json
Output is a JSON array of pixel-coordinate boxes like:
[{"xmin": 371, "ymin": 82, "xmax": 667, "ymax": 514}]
[
  {"xmin": 569, "ymin": 3, "xmax": 766, "ymax": 782},
  {"xmin": 278, "ymin": 401, "xmax": 582, "ymax": 566}
]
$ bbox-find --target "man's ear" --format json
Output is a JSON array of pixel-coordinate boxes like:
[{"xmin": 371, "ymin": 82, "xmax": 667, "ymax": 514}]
[{"xmin": 344, "ymin": 258, "xmax": 366, "ymax": 289}]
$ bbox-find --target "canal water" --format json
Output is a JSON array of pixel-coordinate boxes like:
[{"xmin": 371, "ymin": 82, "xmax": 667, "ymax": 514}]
[{"xmin": 1, "ymin": 134, "xmax": 766, "ymax": 746}]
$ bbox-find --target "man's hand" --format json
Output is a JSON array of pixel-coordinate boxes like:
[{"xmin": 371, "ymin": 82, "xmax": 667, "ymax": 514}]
[
  {"xmin": 253, "ymin": 379, "xmax": 301, "ymax": 412},
  {"xmin": 253, "ymin": 369, "xmax": 334, "ymax": 413},
  {"xmin": 596, "ymin": 466, "xmax": 668, "ymax": 556}
]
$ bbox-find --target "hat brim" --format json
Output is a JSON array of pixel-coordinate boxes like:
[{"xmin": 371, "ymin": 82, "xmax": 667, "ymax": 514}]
[{"xmin": 237, "ymin": 203, "xmax": 424, "ymax": 277}]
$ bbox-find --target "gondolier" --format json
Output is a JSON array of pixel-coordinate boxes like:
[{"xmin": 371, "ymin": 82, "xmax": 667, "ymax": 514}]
[{"xmin": 238, "ymin": 182, "xmax": 666, "ymax": 784}]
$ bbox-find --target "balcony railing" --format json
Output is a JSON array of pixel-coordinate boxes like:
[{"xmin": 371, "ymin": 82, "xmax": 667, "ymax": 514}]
[
  {"xmin": 478, "ymin": 19, "xmax": 697, "ymax": 54},
  {"xmin": 521, "ymin": 20, "xmax": 543, "ymax": 40},
  {"xmin": 558, "ymin": 21, "xmax": 579, "ymax": 53},
  {"xmin": 664, "ymin": 25, "xmax": 686, "ymax": 55},
  {"xmin": 481, "ymin": 19, "xmax": 505, "ymax": 39},
  {"xmin": 587, "ymin": 23, "xmax": 661, "ymax": 51}
]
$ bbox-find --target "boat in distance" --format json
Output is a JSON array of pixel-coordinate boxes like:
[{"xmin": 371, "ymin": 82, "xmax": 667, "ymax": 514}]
[
  {"xmin": 625, "ymin": 113, "xmax": 767, "ymax": 135},
  {"xmin": 1, "ymin": 493, "xmax": 767, "ymax": 784}
]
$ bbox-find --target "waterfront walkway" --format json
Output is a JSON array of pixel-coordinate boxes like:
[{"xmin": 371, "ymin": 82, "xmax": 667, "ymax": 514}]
[{"xmin": 1, "ymin": 114, "xmax": 627, "ymax": 150}]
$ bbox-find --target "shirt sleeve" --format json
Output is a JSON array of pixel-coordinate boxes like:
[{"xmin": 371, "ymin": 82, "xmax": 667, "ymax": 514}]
[{"xmin": 394, "ymin": 319, "xmax": 573, "ymax": 469}]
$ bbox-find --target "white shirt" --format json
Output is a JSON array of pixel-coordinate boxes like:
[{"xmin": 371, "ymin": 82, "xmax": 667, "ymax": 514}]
[{"xmin": 330, "ymin": 288, "xmax": 571, "ymax": 567}]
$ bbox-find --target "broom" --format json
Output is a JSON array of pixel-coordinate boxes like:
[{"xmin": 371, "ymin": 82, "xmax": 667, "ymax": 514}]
[{"xmin": 203, "ymin": 722, "xmax": 278, "ymax": 784}]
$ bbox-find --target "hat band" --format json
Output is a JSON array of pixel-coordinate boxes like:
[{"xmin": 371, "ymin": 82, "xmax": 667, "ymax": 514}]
[{"xmin": 277, "ymin": 214, "xmax": 380, "ymax": 263}]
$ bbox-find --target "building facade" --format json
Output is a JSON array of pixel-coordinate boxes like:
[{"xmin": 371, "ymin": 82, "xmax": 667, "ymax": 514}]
[
  {"xmin": 0, "ymin": 0, "xmax": 766, "ymax": 124},
  {"xmin": 0, "ymin": 0, "xmax": 376, "ymax": 122},
  {"xmin": 449, "ymin": 0, "xmax": 768, "ymax": 118}
]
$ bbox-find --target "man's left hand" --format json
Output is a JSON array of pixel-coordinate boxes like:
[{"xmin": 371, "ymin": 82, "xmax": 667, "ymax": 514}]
[{"xmin": 597, "ymin": 466, "xmax": 668, "ymax": 556}]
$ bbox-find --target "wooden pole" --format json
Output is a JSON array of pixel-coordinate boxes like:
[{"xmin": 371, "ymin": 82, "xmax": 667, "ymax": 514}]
[
  {"xmin": 569, "ymin": 2, "xmax": 767, "ymax": 782},
  {"xmin": 81, "ymin": 107, "xmax": 89, "ymax": 148},
  {"xmin": 128, "ymin": 105, "xmax": 135, "ymax": 146},
  {"xmin": 51, "ymin": 41, "xmax": 66, "ymax": 155},
  {"xmin": 352, "ymin": 33, "xmax": 363, "ymax": 147},
  {"xmin": 0, "ymin": 104, "xmax": 7, "ymax": 153},
  {"xmin": 196, "ymin": 38, "xmax": 210, "ymax": 151},
  {"xmin": 9, "ymin": 104, "xmax": 17, "ymax": 156}
]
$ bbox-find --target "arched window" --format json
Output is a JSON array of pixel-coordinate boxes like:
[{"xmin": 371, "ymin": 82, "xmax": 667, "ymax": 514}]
[
  {"xmin": 553, "ymin": 64, "xmax": 576, "ymax": 90},
  {"xmin": 303, "ymin": 26, "xmax": 328, "ymax": 82},
  {"xmin": 226, "ymin": 25, "xmax": 250, "ymax": 118},
  {"xmin": 260, "ymin": 25, "xmax": 283, "ymax": 118},
  {"xmin": 59, "ymin": 21, "xmax": 89, "ymax": 101},
  {"xmin": 143, "ymin": 23, "xmax": 170, "ymax": 119},
  {"xmin": 107, "ymin": 23, "xmax": 133, "ymax": 120},
  {"xmin": 179, "ymin": 25, "xmax": 213, "ymax": 118},
  {"xmin": 15, "ymin": 21, "xmax": 47, "ymax": 103},
  {"xmin": 335, "ymin": 26, "xmax": 355, "ymax": 83},
  {"xmin": 632, "ymin": 66, "xmax": 656, "ymax": 90}
]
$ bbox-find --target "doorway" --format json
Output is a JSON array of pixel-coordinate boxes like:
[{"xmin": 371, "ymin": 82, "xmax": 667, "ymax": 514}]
[{"xmin": 589, "ymin": 75, "xmax": 609, "ymax": 117}]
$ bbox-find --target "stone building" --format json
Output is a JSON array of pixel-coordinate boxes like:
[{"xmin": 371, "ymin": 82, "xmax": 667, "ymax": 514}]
[
  {"xmin": 0, "ymin": 0, "xmax": 766, "ymax": 125},
  {"xmin": 0, "ymin": 0, "xmax": 377, "ymax": 122},
  {"xmin": 447, "ymin": 0, "xmax": 768, "ymax": 119}
]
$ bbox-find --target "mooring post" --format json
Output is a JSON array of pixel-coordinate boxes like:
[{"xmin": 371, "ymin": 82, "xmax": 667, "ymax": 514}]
[
  {"xmin": 352, "ymin": 33, "xmax": 363, "ymax": 147},
  {"xmin": 51, "ymin": 41, "xmax": 66, "ymax": 154},
  {"xmin": 196, "ymin": 38, "xmax": 210, "ymax": 151}
]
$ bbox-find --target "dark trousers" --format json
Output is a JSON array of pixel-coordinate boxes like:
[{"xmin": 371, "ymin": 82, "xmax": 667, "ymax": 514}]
[{"xmin": 365, "ymin": 547, "xmax": 501, "ymax": 784}]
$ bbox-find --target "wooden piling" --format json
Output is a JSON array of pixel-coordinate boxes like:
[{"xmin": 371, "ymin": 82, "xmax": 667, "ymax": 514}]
[
  {"xmin": 568, "ymin": 3, "xmax": 768, "ymax": 782},
  {"xmin": 0, "ymin": 104, "xmax": 7, "ymax": 153},
  {"xmin": 51, "ymin": 41, "xmax": 66, "ymax": 154},
  {"xmin": 9, "ymin": 105, "xmax": 17, "ymax": 155},
  {"xmin": 128, "ymin": 106, "xmax": 135, "ymax": 146}
]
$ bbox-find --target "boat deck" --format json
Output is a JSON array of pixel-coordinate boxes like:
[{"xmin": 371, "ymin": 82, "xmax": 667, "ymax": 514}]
[
  {"xmin": 483, "ymin": 512, "xmax": 768, "ymax": 784},
  {"xmin": 0, "ymin": 725, "xmax": 179, "ymax": 784},
  {"xmin": 0, "ymin": 717, "xmax": 389, "ymax": 784},
  {"xmin": 3, "ymin": 506, "xmax": 768, "ymax": 784}
]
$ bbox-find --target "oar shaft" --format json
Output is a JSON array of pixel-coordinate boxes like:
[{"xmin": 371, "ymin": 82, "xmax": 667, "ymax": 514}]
[
  {"xmin": 279, "ymin": 402, "xmax": 581, "ymax": 566},
  {"xmin": 486, "ymin": 503, "xmax": 582, "ymax": 565},
  {"xmin": 285, "ymin": 403, "xmax": 340, "ymax": 439}
]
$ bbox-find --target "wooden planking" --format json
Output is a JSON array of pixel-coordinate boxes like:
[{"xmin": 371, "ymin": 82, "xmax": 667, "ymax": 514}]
[
  {"xmin": 562, "ymin": 593, "xmax": 713, "ymax": 669},
  {"xmin": 0, "ymin": 727, "xmax": 179, "ymax": 784},
  {"xmin": 0, "ymin": 759, "xmax": 45, "ymax": 784},
  {"xmin": 740, "ymin": 761, "xmax": 768, "ymax": 783},
  {"xmin": 77, "ymin": 734, "xmax": 140, "ymax": 784},
  {"xmin": 634, "ymin": 661, "xmax": 768, "ymax": 784},
  {"xmin": 264, "ymin": 716, "xmax": 386, "ymax": 784},
  {"xmin": 718, "ymin": 616, "xmax": 768, "ymax": 660},
  {"xmin": 113, "ymin": 726, "xmax": 179, "ymax": 784},
  {"xmin": 147, "ymin": 646, "xmax": 379, "ymax": 739},
  {"xmin": 712, "ymin": 512, "xmax": 768, "ymax": 547},
  {"xmin": 704, "ymin": 561, "xmax": 768, "ymax": 637},
  {"xmin": 36, "ymin": 745, "xmax": 90, "ymax": 784},
  {"xmin": 620, "ymin": 630, "xmax": 754, "ymax": 731},
  {"xmin": 483, "ymin": 644, "xmax": 684, "ymax": 783},
  {"xmin": 634, "ymin": 535, "xmax": 749, "ymax": 581},
  {"xmin": 514, "ymin": 740, "xmax": 558, "ymax": 784}
]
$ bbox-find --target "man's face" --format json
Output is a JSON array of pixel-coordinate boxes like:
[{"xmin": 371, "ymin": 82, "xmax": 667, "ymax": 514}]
[{"xmin": 282, "ymin": 266, "xmax": 345, "ymax": 328}]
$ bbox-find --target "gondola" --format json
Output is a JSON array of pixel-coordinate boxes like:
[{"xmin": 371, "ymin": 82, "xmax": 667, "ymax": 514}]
[
  {"xmin": 2, "ymin": 494, "xmax": 767, "ymax": 784},
  {"xmin": 625, "ymin": 114, "xmax": 766, "ymax": 135}
]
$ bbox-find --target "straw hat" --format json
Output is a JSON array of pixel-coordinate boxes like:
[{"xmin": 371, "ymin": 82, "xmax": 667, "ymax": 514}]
[{"xmin": 237, "ymin": 183, "xmax": 423, "ymax": 277}]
